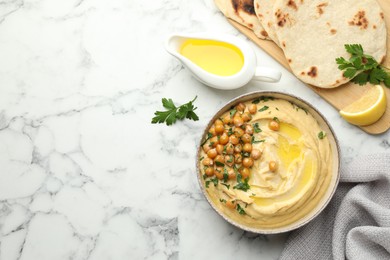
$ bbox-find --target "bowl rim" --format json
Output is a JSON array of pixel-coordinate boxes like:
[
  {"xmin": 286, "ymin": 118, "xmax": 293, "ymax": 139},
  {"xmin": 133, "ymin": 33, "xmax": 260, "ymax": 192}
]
[{"xmin": 196, "ymin": 90, "xmax": 341, "ymax": 234}]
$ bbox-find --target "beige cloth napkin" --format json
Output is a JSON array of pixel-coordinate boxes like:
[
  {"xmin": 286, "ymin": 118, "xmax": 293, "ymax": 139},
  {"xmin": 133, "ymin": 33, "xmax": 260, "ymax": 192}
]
[{"xmin": 280, "ymin": 153, "xmax": 390, "ymax": 260}]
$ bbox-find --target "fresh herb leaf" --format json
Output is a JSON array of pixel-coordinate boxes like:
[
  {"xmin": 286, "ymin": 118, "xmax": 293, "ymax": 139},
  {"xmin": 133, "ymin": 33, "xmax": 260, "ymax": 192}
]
[
  {"xmin": 223, "ymin": 168, "xmax": 229, "ymax": 182},
  {"xmin": 336, "ymin": 44, "xmax": 390, "ymax": 88},
  {"xmin": 205, "ymin": 180, "xmax": 210, "ymax": 188},
  {"xmin": 252, "ymin": 99, "xmax": 260, "ymax": 104},
  {"xmin": 251, "ymin": 136, "xmax": 265, "ymax": 144},
  {"xmin": 211, "ymin": 177, "xmax": 219, "ymax": 187},
  {"xmin": 258, "ymin": 106, "xmax": 269, "ymax": 112},
  {"xmin": 318, "ymin": 131, "xmax": 326, "ymax": 140},
  {"xmin": 199, "ymin": 156, "xmax": 204, "ymax": 161},
  {"xmin": 253, "ymin": 123, "xmax": 262, "ymax": 133},
  {"xmin": 236, "ymin": 204, "xmax": 246, "ymax": 215},
  {"xmin": 152, "ymin": 96, "xmax": 199, "ymax": 125},
  {"xmin": 221, "ymin": 183, "xmax": 230, "ymax": 189},
  {"xmin": 215, "ymin": 161, "xmax": 225, "ymax": 167},
  {"xmin": 273, "ymin": 117, "xmax": 280, "ymax": 123},
  {"xmin": 230, "ymin": 109, "xmax": 237, "ymax": 118},
  {"xmin": 228, "ymin": 128, "xmax": 234, "ymax": 136},
  {"xmin": 233, "ymin": 177, "xmax": 250, "ymax": 192},
  {"xmin": 220, "ymin": 198, "xmax": 227, "ymax": 203}
]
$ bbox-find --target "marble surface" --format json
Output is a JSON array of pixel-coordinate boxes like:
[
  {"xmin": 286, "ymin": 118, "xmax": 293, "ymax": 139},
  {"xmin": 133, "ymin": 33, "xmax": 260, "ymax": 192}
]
[{"xmin": 0, "ymin": 0, "xmax": 389, "ymax": 259}]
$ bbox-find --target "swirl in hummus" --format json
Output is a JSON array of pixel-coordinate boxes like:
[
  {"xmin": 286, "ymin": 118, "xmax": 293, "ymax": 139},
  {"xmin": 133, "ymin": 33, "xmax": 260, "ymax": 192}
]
[{"xmin": 199, "ymin": 97, "xmax": 333, "ymax": 229}]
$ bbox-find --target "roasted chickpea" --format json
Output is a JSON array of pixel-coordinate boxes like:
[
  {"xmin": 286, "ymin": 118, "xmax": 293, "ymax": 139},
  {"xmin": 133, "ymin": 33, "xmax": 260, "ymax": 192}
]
[
  {"xmin": 204, "ymin": 167, "xmax": 214, "ymax": 176},
  {"xmin": 209, "ymin": 136, "xmax": 219, "ymax": 147},
  {"xmin": 243, "ymin": 143, "xmax": 252, "ymax": 153},
  {"xmin": 222, "ymin": 114, "xmax": 232, "ymax": 125},
  {"xmin": 242, "ymin": 112, "xmax": 252, "ymax": 122},
  {"xmin": 233, "ymin": 115, "xmax": 244, "ymax": 127},
  {"xmin": 229, "ymin": 135, "xmax": 239, "ymax": 145},
  {"xmin": 202, "ymin": 143, "xmax": 211, "ymax": 153},
  {"xmin": 241, "ymin": 133, "xmax": 251, "ymax": 143},
  {"xmin": 209, "ymin": 127, "xmax": 216, "ymax": 136},
  {"xmin": 225, "ymin": 143, "xmax": 234, "ymax": 155},
  {"xmin": 269, "ymin": 161, "xmax": 278, "ymax": 172},
  {"xmin": 251, "ymin": 149, "xmax": 262, "ymax": 160},
  {"xmin": 245, "ymin": 124, "xmax": 254, "ymax": 135},
  {"xmin": 228, "ymin": 168, "xmax": 236, "ymax": 180},
  {"xmin": 219, "ymin": 133, "xmax": 229, "ymax": 145},
  {"xmin": 269, "ymin": 120, "xmax": 280, "ymax": 131},
  {"xmin": 234, "ymin": 127, "xmax": 245, "ymax": 138},
  {"xmin": 207, "ymin": 148, "xmax": 217, "ymax": 159},
  {"xmin": 248, "ymin": 104, "xmax": 257, "ymax": 114},
  {"xmin": 216, "ymin": 144, "xmax": 224, "ymax": 155},
  {"xmin": 202, "ymin": 157, "xmax": 214, "ymax": 166},
  {"xmin": 215, "ymin": 119, "xmax": 223, "ymax": 126},
  {"xmin": 224, "ymin": 155, "xmax": 234, "ymax": 167},
  {"xmin": 226, "ymin": 200, "xmax": 236, "ymax": 209},
  {"xmin": 240, "ymin": 167, "xmax": 250, "ymax": 179},
  {"xmin": 215, "ymin": 124, "xmax": 225, "ymax": 135},
  {"xmin": 242, "ymin": 157, "xmax": 254, "ymax": 168},
  {"xmin": 236, "ymin": 102, "xmax": 246, "ymax": 111},
  {"xmin": 234, "ymin": 144, "xmax": 242, "ymax": 153},
  {"xmin": 234, "ymin": 153, "xmax": 243, "ymax": 164},
  {"xmin": 214, "ymin": 155, "xmax": 224, "ymax": 165},
  {"xmin": 215, "ymin": 167, "xmax": 224, "ymax": 180}
]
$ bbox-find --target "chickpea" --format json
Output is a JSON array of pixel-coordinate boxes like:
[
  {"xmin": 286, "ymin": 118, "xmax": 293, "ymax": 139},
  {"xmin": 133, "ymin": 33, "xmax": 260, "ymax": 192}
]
[
  {"xmin": 209, "ymin": 136, "xmax": 219, "ymax": 147},
  {"xmin": 216, "ymin": 144, "xmax": 224, "ymax": 155},
  {"xmin": 229, "ymin": 135, "xmax": 239, "ymax": 145},
  {"xmin": 243, "ymin": 143, "xmax": 252, "ymax": 153},
  {"xmin": 269, "ymin": 120, "xmax": 280, "ymax": 131},
  {"xmin": 215, "ymin": 124, "xmax": 225, "ymax": 135},
  {"xmin": 202, "ymin": 157, "xmax": 214, "ymax": 166},
  {"xmin": 242, "ymin": 157, "xmax": 254, "ymax": 168},
  {"xmin": 245, "ymin": 124, "xmax": 254, "ymax": 135},
  {"xmin": 234, "ymin": 144, "xmax": 242, "ymax": 153},
  {"xmin": 234, "ymin": 153, "xmax": 243, "ymax": 164},
  {"xmin": 248, "ymin": 104, "xmax": 257, "ymax": 114},
  {"xmin": 241, "ymin": 133, "xmax": 252, "ymax": 143},
  {"xmin": 215, "ymin": 119, "xmax": 223, "ymax": 126},
  {"xmin": 226, "ymin": 200, "xmax": 236, "ymax": 209},
  {"xmin": 269, "ymin": 161, "xmax": 278, "ymax": 172},
  {"xmin": 214, "ymin": 155, "xmax": 224, "ymax": 165},
  {"xmin": 240, "ymin": 167, "xmax": 251, "ymax": 179},
  {"xmin": 225, "ymin": 143, "xmax": 234, "ymax": 155},
  {"xmin": 234, "ymin": 127, "xmax": 245, "ymax": 138},
  {"xmin": 224, "ymin": 155, "xmax": 235, "ymax": 167},
  {"xmin": 228, "ymin": 168, "xmax": 236, "ymax": 180},
  {"xmin": 242, "ymin": 112, "xmax": 252, "ymax": 122},
  {"xmin": 251, "ymin": 149, "xmax": 262, "ymax": 160},
  {"xmin": 202, "ymin": 143, "xmax": 211, "ymax": 153},
  {"xmin": 236, "ymin": 102, "xmax": 246, "ymax": 111},
  {"xmin": 222, "ymin": 114, "xmax": 232, "ymax": 125},
  {"xmin": 233, "ymin": 115, "xmax": 244, "ymax": 127},
  {"xmin": 204, "ymin": 167, "xmax": 214, "ymax": 176},
  {"xmin": 209, "ymin": 127, "xmax": 216, "ymax": 136},
  {"xmin": 215, "ymin": 167, "xmax": 224, "ymax": 180},
  {"xmin": 207, "ymin": 148, "xmax": 217, "ymax": 159},
  {"xmin": 218, "ymin": 133, "xmax": 229, "ymax": 145}
]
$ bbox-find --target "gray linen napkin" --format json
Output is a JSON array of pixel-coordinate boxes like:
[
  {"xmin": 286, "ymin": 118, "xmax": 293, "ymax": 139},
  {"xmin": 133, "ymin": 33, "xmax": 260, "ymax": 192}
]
[{"xmin": 279, "ymin": 153, "xmax": 390, "ymax": 260}]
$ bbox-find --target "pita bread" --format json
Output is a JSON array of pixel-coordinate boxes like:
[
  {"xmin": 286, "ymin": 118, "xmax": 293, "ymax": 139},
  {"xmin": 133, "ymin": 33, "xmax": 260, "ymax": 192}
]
[
  {"xmin": 254, "ymin": 0, "xmax": 280, "ymax": 46},
  {"xmin": 272, "ymin": 0, "xmax": 387, "ymax": 88},
  {"xmin": 215, "ymin": 0, "xmax": 271, "ymax": 40}
]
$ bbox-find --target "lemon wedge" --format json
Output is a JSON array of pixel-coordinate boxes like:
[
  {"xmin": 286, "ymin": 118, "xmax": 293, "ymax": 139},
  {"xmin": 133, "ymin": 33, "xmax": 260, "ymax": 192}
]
[{"xmin": 340, "ymin": 85, "xmax": 387, "ymax": 126}]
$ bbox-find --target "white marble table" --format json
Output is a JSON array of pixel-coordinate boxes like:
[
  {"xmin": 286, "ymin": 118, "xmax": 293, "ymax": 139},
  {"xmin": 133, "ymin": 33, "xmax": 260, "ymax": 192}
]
[{"xmin": 0, "ymin": 0, "xmax": 389, "ymax": 259}]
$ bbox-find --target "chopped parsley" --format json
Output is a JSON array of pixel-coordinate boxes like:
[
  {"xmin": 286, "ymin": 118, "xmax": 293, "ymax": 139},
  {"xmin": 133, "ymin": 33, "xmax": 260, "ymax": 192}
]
[
  {"xmin": 258, "ymin": 105, "xmax": 269, "ymax": 112},
  {"xmin": 219, "ymin": 198, "xmax": 227, "ymax": 203},
  {"xmin": 230, "ymin": 109, "xmax": 237, "ymax": 118},
  {"xmin": 236, "ymin": 204, "xmax": 246, "ymax": 215},
  {"xmin": 215, "ymin": 161, "xmax": 225, "ymax": 167},
  {"xmin": 223, "ymin": 168, "xmax": 229, "ymax": 182},
  {"xmin": 253, "ymin": 123, "xmax": 262, "ymax": 133},
  {"xmin": 318, "ymin": 131, "xmax": 326, "ymax": 140},
  {"xmin": 234, "ymin": 175, "xmax": 250, "ymax": 191},
  {"xmin": 273, "ymin": 117, "xmax": 280, "ymax": 123},
  {"xmin": 221, "ymin": 183, "xmax": 230, "ymax": 189},
  {"xmin": 252, "ymin": 136, "xmax": 265, "ymax": 144}
]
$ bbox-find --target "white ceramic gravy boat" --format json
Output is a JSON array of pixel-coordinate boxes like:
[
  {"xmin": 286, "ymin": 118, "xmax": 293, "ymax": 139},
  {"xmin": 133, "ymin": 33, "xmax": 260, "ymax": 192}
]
[{"xmin": 165, "ymin": 33, "xmax": 281, "ymax": 90}]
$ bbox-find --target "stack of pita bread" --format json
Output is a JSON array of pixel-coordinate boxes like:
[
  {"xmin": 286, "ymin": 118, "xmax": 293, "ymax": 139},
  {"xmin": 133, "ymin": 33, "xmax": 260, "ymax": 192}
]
[{"xmin": 214, "ymin": 0, "xmax": 387, "ymax": 88}]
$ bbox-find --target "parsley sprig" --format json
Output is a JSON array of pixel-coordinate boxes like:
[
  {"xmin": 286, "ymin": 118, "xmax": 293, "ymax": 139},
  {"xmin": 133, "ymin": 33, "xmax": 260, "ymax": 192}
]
[
  {"xmin": 152, "ymin": 96, "xmax": 199, "ymax": 126},
  {"xmin": 336, "ymin": 44, "xmax": 390, "ymax": 87}
]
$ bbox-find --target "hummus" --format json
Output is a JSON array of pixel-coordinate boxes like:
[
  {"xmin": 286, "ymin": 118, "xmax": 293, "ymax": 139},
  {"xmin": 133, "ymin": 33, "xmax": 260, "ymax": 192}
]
[{"xmin": 199, "ymin": 97, "xmax": 333, "ymax": 229}]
